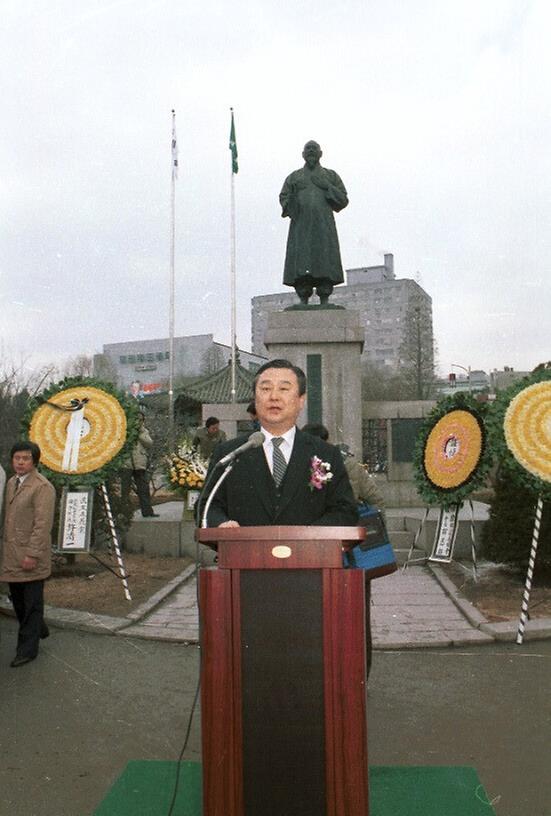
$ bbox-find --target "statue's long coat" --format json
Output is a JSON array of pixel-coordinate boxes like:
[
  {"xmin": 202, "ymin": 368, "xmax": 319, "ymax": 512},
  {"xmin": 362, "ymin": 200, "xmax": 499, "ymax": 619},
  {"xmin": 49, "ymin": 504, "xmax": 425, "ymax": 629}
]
[{"xmin": 280, "ymin": 164, "xmax": 348, "ymax": 285}]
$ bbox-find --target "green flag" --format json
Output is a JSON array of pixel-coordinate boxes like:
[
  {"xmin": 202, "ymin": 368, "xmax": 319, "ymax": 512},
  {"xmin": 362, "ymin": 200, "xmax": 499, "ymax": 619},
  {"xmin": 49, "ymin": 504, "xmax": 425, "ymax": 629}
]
[{"xmin": 229, "ymin": 109, "xmax": 238, "ymax": 174}]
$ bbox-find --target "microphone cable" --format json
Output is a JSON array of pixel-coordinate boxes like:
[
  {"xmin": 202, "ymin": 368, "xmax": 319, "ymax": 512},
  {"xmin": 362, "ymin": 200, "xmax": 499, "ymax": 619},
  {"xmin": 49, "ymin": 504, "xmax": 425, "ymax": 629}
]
[
  {"xmin": 166, "ymin": 668, "xmax": 201, "ymax": 816},
  {"xmin": 167, "ymin": 472, "xmax": 211, "ymax": 815}
]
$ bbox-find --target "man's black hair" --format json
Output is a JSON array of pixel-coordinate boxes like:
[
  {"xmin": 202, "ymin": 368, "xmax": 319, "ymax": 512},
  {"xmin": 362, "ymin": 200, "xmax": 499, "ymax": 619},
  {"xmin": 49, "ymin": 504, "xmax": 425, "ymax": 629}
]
[
  {"xmin": 10, "ymin": 440, "xmax": 41, "ymax": 465},
  {"xmin": 301, "ymin": 423, "xmax": 329, "ymax": 441},
  {"xmin": 253, "ymin": 359, "xmax": 307, "ymax": 396},
  {"xmin": 205, "ymin": 416, "xmax": 220, "ymax": 428}
]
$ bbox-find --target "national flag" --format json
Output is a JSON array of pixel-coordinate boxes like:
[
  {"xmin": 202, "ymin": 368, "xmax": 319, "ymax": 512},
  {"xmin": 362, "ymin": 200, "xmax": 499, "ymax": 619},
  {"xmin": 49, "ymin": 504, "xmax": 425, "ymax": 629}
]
[
  {"xmin": 171, "ymin": 109, "xmax": 178, "ymax": 180},
  {"xmin": 229, "ymin": 108, "xmax": 238, "ymax": 174}
]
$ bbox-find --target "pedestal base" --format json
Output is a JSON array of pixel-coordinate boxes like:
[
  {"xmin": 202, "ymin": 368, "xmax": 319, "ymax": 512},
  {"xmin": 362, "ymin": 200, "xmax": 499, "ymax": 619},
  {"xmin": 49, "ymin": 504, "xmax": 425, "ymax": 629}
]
[{"xmin": 264, "ymin": 309, "xmax": 364, "ymax": 456}]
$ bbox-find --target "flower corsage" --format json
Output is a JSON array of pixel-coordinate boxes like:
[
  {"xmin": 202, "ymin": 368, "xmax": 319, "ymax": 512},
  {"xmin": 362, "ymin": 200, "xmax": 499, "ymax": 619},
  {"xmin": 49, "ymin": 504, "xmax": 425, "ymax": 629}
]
[{"xmin": 309, "ymin": 456, "xmax": 333, "ymax": 491}]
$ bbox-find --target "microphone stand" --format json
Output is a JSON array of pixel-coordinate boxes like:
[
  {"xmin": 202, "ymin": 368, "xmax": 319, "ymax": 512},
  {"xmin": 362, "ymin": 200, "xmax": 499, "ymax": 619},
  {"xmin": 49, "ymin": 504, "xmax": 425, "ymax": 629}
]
[{"xmin": 200, "ymin": 461, "xmax": 235, "ymax": 528}]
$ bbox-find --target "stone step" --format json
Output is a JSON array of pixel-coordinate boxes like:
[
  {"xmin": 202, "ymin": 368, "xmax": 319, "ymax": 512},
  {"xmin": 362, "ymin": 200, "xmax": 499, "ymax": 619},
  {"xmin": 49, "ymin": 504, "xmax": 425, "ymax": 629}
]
[{"xmin": 387, "ymin": 529, "xmax": 415, "ymax": 548}]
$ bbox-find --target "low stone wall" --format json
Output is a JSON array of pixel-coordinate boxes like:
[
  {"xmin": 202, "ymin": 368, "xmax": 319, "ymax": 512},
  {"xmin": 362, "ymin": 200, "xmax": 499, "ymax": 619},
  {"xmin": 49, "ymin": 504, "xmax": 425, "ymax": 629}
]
[
  {"xmin": 124, "ymin": 512, "xmax": 216, "ymax": 565},
  {"xmin": 123, "ymin": 501, "xmax": 489, "ymax": 564}
]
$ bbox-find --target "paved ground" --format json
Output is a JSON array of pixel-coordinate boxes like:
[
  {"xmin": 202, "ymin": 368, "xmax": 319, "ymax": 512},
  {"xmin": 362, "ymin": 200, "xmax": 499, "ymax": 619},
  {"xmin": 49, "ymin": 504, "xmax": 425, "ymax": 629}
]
[
  {"xmin": 2, "ymin": 514, "xmax": 551, "ymax": 816},
  {"xmin": 1, "ymin": 616, "xmax": 550, "ymax": 816},
  {"xmin": 2, "ymin": 501, "xmax": 550, "ymax": 649},
  {"xmin": 119, "ymin": 565, "xmax": 495, "ymax": 646},
  {"xmin": 3, "ymin": 557, "xmax": 551, "ymax": 646}
]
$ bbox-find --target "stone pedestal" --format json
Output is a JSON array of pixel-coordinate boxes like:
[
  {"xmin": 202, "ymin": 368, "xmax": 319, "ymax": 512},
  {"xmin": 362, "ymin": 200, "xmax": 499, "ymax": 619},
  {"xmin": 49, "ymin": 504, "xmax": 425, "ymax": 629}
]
[{"xmin": 264, "ymin": 309, "xmax": 364, "ymax": 456}]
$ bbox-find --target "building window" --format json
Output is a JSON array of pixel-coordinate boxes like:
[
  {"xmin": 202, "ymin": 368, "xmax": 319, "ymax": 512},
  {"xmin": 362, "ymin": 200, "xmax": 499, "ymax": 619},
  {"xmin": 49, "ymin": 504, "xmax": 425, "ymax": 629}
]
[
  {"xmin": 137, "ymin": 354, "xmax": 144, "ymax": 363},
  {"xmin": 165, "ymin": 351, "xmax": 170, "ymax": 359},
  {"xmin": 119, "ymin": 356, "xmax": 127, "ymax": 364},
  {"xmin": 146, "ymin": 353, "xmax": 155, "ymax": 362},
  {"xmin": 128, "ymin": 355, "xmax": 136, "ymax": 363}
]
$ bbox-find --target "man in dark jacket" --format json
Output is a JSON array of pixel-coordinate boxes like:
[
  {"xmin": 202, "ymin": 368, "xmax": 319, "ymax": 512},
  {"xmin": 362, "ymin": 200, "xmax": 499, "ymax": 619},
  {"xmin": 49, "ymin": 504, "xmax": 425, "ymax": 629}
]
[{"xmin": 204, "ymin": 360, "xmax": 357, "ymax": 528}]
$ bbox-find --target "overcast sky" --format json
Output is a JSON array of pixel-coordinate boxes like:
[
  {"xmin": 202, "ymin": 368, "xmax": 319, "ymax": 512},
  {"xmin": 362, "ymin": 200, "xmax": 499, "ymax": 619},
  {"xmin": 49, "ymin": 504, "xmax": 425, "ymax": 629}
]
[{"xmin": 1, "ymin": 0, "xmax": 550, "ymax": 377}]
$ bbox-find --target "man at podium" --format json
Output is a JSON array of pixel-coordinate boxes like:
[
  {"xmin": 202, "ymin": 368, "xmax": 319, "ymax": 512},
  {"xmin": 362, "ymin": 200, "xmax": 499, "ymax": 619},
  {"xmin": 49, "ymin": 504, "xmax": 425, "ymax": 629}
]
[{"xmin": 204, "ymin": 359, "xmax": 358, "ymax": 528}]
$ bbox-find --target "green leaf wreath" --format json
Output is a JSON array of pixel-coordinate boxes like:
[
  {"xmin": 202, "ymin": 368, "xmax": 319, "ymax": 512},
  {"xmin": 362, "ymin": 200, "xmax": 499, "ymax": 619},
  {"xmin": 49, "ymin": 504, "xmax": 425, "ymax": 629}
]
[
  {"xmin": 22, "ymin": 376, "xmax": 141, "ymax": 489},
  {"xmin": 413, "ymin": 392, "xmax": 491, "ymax": 508},
  {"xmin": 485, "ymin": 363, "xmax": 551, "ymax": 500}
]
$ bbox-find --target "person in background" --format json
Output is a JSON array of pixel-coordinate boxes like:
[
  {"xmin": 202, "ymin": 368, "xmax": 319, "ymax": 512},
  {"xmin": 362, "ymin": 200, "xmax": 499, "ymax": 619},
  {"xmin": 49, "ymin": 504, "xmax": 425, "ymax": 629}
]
[
  {"xmin": 246, "ymin": 401, "xmax": 260, "ymax": 431},
  {"xmin": 336, "ymin": 442, "xmax": 386, "ymax": 522},
  {"xmin": 0, "ymin": 441, "xmax": 56, "ymax": 667},
  {"xmin": 301, "ymin": 424, "xmax": 385, "ymax": 515},
  {"xmin": 302, "ymin": 423, "xmax": 385, "ymax": 680},
  {"xmin": 120, "ymin": 413, "xmax": 158, "ymax": 518},
  {"xmin": 192, "ymin": 416, "xmax": 227, "ymax": 461}
]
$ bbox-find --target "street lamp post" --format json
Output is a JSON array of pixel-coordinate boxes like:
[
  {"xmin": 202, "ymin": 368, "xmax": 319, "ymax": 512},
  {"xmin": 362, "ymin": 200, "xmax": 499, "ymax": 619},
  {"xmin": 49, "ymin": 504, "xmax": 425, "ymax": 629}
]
[{"xmin": 451, "ymin": 363, "xmax": 471, "ymax": 394}]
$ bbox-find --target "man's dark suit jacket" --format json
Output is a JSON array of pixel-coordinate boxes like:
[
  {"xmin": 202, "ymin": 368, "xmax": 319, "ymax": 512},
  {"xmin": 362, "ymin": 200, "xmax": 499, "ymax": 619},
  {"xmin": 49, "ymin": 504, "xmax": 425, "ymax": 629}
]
[{"xmin": 204, "ymin": 429, "xmax": 358, "ymax": 527}]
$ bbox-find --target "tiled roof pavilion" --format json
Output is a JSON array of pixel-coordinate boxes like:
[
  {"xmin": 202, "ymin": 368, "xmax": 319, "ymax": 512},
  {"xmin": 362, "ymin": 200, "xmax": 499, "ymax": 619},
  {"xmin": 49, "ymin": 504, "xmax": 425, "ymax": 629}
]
[{"xmin": 180, "ymin": 357, "xmax": 256, "ymax": 404}]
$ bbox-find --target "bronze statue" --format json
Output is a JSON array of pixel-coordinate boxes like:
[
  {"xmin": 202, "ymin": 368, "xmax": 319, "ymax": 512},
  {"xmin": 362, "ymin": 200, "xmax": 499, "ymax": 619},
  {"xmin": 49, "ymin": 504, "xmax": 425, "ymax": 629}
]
[{"xmin": 280, "ymin": 140, "xmax": 348, "ymax": 306}]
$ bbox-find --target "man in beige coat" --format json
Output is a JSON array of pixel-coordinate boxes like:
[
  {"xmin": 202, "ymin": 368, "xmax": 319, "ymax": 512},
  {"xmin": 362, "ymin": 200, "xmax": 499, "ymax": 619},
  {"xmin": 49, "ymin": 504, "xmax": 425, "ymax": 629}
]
[{"xmin": 0, "ymin": 441, "xmax": 56, "ymax": 667}]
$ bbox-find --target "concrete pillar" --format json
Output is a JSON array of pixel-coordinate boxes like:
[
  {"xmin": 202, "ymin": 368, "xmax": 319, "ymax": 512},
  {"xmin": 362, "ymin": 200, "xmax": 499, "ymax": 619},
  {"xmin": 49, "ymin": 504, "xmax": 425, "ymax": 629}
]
[{"xmin": 263, "ymin": 309, "xmax": 364, "ymax": 457}]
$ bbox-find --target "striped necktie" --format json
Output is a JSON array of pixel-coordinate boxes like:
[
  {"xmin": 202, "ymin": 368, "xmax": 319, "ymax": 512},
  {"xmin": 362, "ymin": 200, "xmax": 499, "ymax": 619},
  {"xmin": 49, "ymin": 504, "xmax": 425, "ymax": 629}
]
[
  {"xmin": 15, "ymin": 477, "xmax": 21, "ymax": 493},
  {"xmin": 272, "ymin": 437, "xmax": 287, "ymax": 487}
]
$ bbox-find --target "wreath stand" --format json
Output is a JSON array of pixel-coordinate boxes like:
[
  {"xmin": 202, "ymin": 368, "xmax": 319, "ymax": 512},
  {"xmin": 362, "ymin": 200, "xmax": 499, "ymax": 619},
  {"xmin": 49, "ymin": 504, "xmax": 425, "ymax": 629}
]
[
  {"xmin": 403, "ymin": 499, "xmax": 478, "ymax": 581},
  {"xmin": 56, "ymin": 482, "xmax": 132, "ymax": 602},
  {"xmin": 28, "ymin": 380, "xmax": 140, "ymax": 604},
  {"xmin": 96, "ymin": 483, "xmax": 132, "ymax": 602},
  {"xmin": 516, "ymin": 495, "xmax": 544, "ymax": 644}
]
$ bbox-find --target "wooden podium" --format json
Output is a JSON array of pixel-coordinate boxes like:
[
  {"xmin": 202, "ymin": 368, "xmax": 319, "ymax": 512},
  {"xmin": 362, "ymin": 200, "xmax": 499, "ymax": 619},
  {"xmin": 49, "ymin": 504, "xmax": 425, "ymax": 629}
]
[{"xmin": 197, "ymin": 526, "xmax": 369, "ymax": 816}]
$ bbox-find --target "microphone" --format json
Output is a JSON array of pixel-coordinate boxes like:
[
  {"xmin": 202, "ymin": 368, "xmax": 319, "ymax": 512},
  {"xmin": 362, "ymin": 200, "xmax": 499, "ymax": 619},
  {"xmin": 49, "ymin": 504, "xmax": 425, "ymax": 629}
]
[{"xmin": 216, "ymin": 431, "xmax": 265, "ymax": 467}]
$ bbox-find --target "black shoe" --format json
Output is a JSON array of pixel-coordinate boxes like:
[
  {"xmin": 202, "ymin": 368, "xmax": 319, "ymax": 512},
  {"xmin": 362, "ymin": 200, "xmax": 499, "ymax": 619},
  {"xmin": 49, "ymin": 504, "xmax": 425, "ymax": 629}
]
[
  {"xmin": 10, "ymin": 655, "xmax": 36, "ymax": 668},
  {"xmin": 143, "ymin": 512, "xmax": 160, "ymax": 517},
  {"xmin": 40, "ymin": 625, "xmax": 50, "ymax": 640}
]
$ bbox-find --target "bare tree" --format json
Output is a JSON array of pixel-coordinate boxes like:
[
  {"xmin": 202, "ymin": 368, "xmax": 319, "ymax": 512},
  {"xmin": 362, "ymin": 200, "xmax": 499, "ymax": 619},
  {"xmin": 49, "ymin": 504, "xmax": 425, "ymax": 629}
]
[
  {"xmin": 63, "ymin": 354, "xmax": 95, "ymax": 378},
  {"xmin": 0, "ymin": 358, "xmax": 58, "ymax": 466},
  {"xmin": 398, "ymin": 293, "xmax": 437, "ymax": 399},
  {"xmin": 361, "ymin": 361, "xmax": 410, "ymax": 401},
  {"xmin": 92, "ymin": 353, "xmax": 117, "ymax": 384},
  {"xmin": 200, "ymin": 345, "xmax": 225, "ymax": 375}
]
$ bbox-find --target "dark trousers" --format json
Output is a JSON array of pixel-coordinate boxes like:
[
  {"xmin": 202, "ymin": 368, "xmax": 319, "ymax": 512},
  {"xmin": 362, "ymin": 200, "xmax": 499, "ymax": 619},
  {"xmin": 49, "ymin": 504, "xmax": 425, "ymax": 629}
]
[
  {"xmin": 9, "ymin": 580, "xmax": 47, "ymax": 660},
  {"xmin": 121, "ymin": 468, "xmax": 154, "ymax": 516}
]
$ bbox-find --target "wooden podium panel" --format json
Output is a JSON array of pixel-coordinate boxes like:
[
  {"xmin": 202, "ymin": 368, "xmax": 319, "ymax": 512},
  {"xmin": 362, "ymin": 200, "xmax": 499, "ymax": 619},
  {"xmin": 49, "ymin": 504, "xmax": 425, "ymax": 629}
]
[{"xmin": 198, "ymin": 527, "xmax": 368, "ymax": 816}]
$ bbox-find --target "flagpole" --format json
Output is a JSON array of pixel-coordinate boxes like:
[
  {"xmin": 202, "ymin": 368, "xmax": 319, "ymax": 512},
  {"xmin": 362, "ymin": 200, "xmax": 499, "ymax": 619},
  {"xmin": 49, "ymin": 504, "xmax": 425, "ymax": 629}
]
[
  {"xmin": 168, "ymin": 109, "xmax": 177, "ymax": 448},
  {"xmin": 229, "ymin": 108, "xmax": 238, "ymax": 403}
]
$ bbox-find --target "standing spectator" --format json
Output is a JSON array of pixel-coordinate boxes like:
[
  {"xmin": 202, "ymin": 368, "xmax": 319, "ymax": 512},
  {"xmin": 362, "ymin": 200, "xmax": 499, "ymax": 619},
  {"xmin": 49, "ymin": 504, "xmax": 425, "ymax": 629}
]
[
  {"xmin": 246, "ymin": 401, "xmax": 261, "ymax": 431},
  {"xmin": 192, "ymin": 417, "xmax": 227, "ymax": 461},
  {"xmin": 0, "ymin": 441, "xmax": 56, "ymax": 667},
  {"xmin": 337, "ymin": 443, "xmax": 386, "ymax": 521},
  {"xmin": 120, "ymin": 413, "xmax": 158, "ymax": 518}
]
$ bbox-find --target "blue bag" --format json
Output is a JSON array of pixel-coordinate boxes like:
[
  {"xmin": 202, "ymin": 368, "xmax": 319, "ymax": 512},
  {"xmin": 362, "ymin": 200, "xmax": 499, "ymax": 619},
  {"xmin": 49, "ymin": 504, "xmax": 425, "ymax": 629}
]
[{"xmin": 343, "ymin": 503, "xmax": 397, "ymax": 578}]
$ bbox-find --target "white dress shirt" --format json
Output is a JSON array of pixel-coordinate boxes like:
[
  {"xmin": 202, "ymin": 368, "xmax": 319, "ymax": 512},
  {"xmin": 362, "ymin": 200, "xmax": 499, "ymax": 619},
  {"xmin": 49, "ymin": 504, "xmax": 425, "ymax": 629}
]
[{"xmin": 260, "ymin": 426, "xmax": 296, "ymax": 474}]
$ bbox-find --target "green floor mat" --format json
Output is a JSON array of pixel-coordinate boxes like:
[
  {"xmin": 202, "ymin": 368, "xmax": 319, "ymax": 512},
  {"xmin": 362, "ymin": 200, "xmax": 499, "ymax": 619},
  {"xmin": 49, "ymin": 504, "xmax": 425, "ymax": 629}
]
[
  {"xmin": 93, "ymin": 761, "xmax": 496, "ymax": 815},
  {"xmin": 370, "ymin": 765, "xmax": 496, "ymax": 815},
  {"xmin": 93, "ymin": 761, "xmax": 201, "ymax": 816}
]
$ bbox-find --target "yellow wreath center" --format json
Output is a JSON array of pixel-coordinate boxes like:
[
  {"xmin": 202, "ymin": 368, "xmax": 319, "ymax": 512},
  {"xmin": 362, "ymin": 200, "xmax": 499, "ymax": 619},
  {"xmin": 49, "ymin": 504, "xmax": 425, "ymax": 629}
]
[
  {"xmin": 424, "ymin": 409, "xmax": 483, "ymax": 490},
  {"xmin": 29, "ymin": 386, "xmax": 127, "ymax": 474}
]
